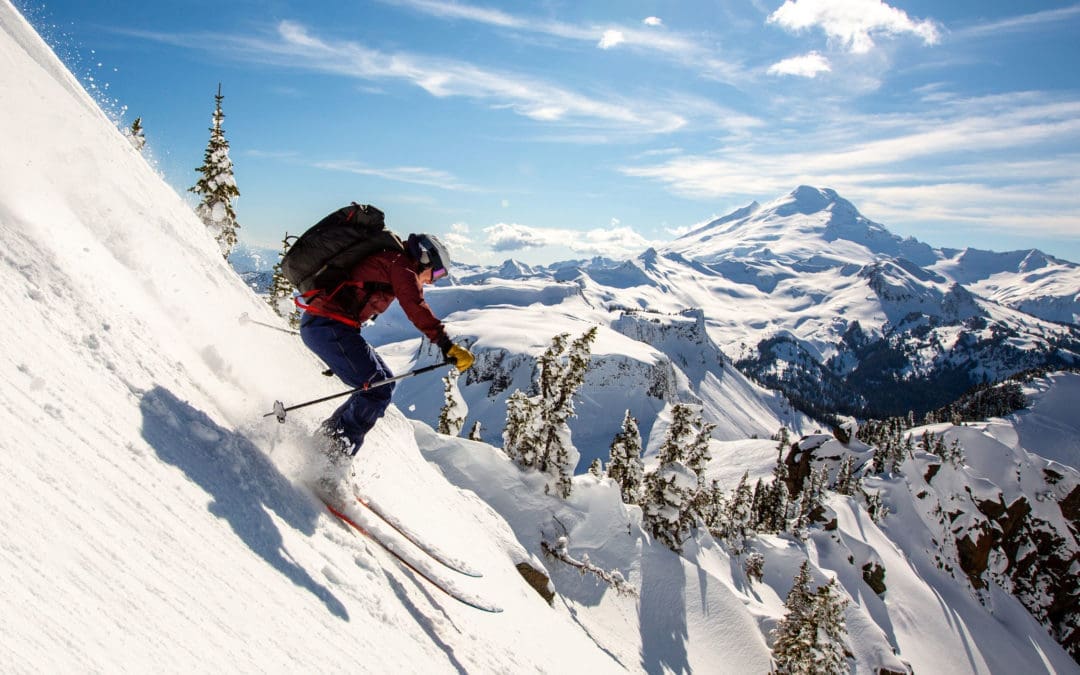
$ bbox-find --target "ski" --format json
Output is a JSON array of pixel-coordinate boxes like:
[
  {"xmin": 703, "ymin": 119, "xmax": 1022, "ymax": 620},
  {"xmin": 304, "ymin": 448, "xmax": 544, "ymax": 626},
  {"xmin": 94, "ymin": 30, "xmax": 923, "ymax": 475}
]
[
  {"xmin": 354, "ymin": 495, "xmax": 483, "ymax": 578},
  {"xmin": 322, "ymin": 499, "xmax": 503, "ymax": 613}
]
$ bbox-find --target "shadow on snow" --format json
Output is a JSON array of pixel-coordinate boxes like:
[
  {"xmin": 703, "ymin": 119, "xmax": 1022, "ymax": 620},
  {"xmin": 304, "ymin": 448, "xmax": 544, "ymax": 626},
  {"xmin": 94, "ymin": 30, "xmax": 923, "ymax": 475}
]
[{"xmin": 139, "ymin": 386, "xmax": 349, "ymax": 621}]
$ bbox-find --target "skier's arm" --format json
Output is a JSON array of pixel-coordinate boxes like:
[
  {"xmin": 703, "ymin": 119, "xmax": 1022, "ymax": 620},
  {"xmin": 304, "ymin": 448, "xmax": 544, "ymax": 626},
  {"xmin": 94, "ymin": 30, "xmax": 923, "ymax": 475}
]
[{"xmin": 389, "ymin": 255, "xmax": 452, "ymax": 353}]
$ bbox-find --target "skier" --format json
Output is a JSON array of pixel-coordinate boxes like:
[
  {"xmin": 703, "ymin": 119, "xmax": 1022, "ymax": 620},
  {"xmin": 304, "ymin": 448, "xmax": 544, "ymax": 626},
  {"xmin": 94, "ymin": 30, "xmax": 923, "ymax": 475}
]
[{"xmin": 298, "ymin": 232, "xmax": 474, "ymax": 494}]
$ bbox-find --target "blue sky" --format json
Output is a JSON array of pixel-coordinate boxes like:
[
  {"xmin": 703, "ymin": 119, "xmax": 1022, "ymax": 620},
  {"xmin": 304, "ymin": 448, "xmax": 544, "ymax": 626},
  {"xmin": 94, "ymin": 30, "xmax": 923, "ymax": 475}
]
[{"xmin": 18, "ymin": 0, "xmax": 1080, "ymax": 265}]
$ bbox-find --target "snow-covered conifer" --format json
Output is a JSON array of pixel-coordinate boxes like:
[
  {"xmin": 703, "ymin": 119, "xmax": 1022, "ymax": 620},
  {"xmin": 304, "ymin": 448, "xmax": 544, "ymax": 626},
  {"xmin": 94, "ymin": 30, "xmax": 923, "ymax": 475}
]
[
  {"xmin": 725, "ymin": 471, "xmax": 755, "ymax": 546},
  {"xmin": 438, "ymin": 371, "xmax": 467, "ymax": 436},
  {"xmin": 468, "ymin": 420, "xmax": 483, "ymax": 442},
  {"xmin": 685, "ymin": 417, "xmax": 715, "ymax": 481},
  {"xmin": 772, "ymin": 562, "xmax": 851, "ymax": 674},
  {"xmin": 658, "ymin": 403, "xmax": 695, "ymax": 464},
  {"xmin": 833, "ymin": 455, "xmax": 856, "ymax": 495},
  {"xmin": 190, "ymin": 84, "xmax": 240, "ymax": 259},
  {"xmin": 503, "ymin": 389, "xmax": 537, "ymax": 463},
  {"xmin": 607, "ymin": 410, "xmax": 645, "ymax": 504},
  {"xmin": 642, "ymin": 461, "xmax": 698, "ymax": 552},
  {"xmin": 812, "ymin": 578, "xmax": 851, "ymax": 673},
  {"xmin": 771, "ymin": 560, "xmax": 817, "ymax": 673},
  {"xmin": 502, "ymin": 327, "xmax": 597, "ymax": 497},
  {"xmin": 744, "ymin": 550, "xmax": 765, "ymax": 583},
  {"xmin": 266, "ymin": 234, "xmax": 298, "ymax": 328},
  {"xmin": 127, "ymin": 116, "xmax": 146, "ymax": 153},
  {"xmin": 588, "ymin": 458, "xmax": 603, "ymax": 479}
]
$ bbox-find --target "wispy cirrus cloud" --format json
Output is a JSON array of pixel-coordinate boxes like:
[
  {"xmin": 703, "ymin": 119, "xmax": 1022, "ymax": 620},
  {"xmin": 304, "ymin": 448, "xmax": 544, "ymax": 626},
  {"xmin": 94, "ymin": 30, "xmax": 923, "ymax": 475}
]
[
  {"xmin": 125, "ymin": 21, "xmax": 748, "ymax": 135},
  {"xmin": 767, "ymin": 0, "xmax": 941, "ymax": 54},
  {"xmin": 382, "ymin": 0, "xmax": 745, "ymax": 83},
  {"xmin": 313, "ymin": 160, "xmax": 479, "ymax": 192},
  {"xmin": 620, "ymin": 92, "xmax": 1080, "ymax": 238},
  {"xmin": 952, "ymin": 3, "xmax": 1080, "ymax": 39},
  {"xmin": 484, "ymin": 221, "xmax": 661, "ymax": 258}
]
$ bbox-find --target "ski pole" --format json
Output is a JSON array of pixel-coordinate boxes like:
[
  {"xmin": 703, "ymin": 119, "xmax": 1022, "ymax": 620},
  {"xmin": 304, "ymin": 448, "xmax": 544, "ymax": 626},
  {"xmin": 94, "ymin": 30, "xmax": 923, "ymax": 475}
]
[
  {"xmin": 265, "ymin": 361, "xmax": 454, "ymax": 423},
  {"xmin": 239, "ymin": 312, "xmax": 299, "ymax": 336}
]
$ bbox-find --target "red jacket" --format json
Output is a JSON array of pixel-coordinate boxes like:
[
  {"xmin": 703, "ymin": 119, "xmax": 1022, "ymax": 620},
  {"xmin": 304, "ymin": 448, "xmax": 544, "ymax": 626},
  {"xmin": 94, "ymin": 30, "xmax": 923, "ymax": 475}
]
[{"xmin": 301, "ymin": 249, "xmax": 451, "ymax": 351}]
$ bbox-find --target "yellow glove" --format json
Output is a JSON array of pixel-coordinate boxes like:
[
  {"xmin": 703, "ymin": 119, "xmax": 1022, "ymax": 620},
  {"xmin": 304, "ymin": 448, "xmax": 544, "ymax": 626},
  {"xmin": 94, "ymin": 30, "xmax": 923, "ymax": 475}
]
[{"xmin": 447, "ymin": 344, "xmax": 475, "ymax": 372}]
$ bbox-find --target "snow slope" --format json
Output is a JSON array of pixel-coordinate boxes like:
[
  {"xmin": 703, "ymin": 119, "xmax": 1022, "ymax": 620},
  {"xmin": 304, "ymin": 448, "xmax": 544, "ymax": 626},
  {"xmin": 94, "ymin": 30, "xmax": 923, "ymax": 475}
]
[
  {"xmin": 0, "ymin": 4, "xmax": 624, "ymax": 671},
  {"xmin": 4, "ymin": 3, "xmax": 1078, "ymax": 672}
]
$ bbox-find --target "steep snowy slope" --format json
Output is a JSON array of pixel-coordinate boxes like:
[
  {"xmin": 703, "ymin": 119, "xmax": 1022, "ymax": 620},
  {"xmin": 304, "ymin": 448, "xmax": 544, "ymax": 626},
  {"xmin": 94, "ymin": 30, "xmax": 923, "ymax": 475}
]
[{"xmin": 0, "ymin": 4, "xmax": 625, "ymax": 671}]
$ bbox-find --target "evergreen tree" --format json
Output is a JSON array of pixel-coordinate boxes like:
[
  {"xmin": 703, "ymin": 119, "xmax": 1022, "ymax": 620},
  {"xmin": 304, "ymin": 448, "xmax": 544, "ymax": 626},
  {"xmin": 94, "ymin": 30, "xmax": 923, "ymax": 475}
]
[
  {"xmin": 607, "ymin": 410, "xmax": 645, "ymax": 505},
  {"xmin": 127, "ymin": 116, "xmax": 146, "ymax": 153},
  {"xmin": 503, "ymin": 389, "xmax": 537, "ymax": 463},
  {"xmin": 812, "ymin": 578, "xmax": 851, "ymax": 674},
  {"xmin": 700, "ymin": 479, "xmax": 726, "ymax": 535},
  {"xmin": 468, "ymin": 420, "xmax": 483, "ymax": 442},
  {"xmin": 685, "ymin": 417, "xmax": 716, "ymax": 480},
  {"xmin": 724, "ymin": 471, "xmax": 755, "ymax": 550},
  {"xmin": 190, "ymin": 83, "xmax": 241, "ymax": 259},
  {"xmin": 833, "ymin": 456, "xmax": 856, "ymax": 496},
  {"xmin": 438, "ymin": 371, "xmax": 466, "ymax": 436},
  {"xmin": 658, "ymin": 404, "xmax": 696, "ymax": 464},
  {"xmin": 502, "ymin": 327, "xmax": 597, "ymax": 497},
  {"xmin": 643, "ymin": 402, "xmax": 714, "ymax": 551},
  {"xmin": 771, "ymin": 561, "xmax": 818, "ymax": 674},
  {"xmin": 642, "ymin": 461, "xmax": 698, "ymax": 552},
  {"xmin": 588, "ymin": 458, "xmax": 603, "ymax": 479},
  {"xmin": 266, "ymin": 234, "xmax": 299, "ymax": 328}
]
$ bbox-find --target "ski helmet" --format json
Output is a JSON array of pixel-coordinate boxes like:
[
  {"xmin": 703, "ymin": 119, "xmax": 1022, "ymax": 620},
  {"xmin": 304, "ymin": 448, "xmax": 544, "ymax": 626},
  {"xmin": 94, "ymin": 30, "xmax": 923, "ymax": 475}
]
[{"xmin": 408, "ymin": 234, "xmax": 451, "ymax": 280}]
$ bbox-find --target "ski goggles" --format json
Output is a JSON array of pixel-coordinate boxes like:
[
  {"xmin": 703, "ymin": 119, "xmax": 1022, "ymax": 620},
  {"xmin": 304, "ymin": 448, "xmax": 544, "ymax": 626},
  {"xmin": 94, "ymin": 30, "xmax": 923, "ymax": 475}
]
[{"xmin": 432, "ymin": 266, "xmax": 448, "ymax": 280}]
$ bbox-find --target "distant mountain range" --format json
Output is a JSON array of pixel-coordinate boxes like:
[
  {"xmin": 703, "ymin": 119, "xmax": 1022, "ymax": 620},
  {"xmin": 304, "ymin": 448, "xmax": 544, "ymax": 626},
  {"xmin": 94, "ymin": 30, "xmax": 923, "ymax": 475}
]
[
  {"xmin": 431, "ymin": 187, "xmax": 1079, "ymax": 421},
  {"xmin": 236, "ymin": 186, "xmax": 1079, "ymax": 447}
]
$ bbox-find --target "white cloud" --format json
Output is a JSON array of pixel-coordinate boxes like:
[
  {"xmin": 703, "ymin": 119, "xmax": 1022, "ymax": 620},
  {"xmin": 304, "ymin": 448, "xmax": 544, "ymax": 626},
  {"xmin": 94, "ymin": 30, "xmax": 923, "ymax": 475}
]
[
  {"xmin": 380, "ymin": 0, "xmax": 744, "ymax": 83},
  {"xmin": 619, "ymin": 93, "xmax": 1080, "ymax": 239},
  {"xmin": 313, "ymin": 160, "xmax": 478, "ymax": 191},
  {"xmin": 954, "ymin": 4, "xmax": 1080, "ymax": 39},
  {"xmin": 442, "ymin": 222, "xmax": 473, "ymax": 251},
  {"xmin": 485, "ymin": 222, "xmax": 551, "ymax": 251},
  {"xmin": 484, "ymin": 222, "xmax": 660, "ymax": 257},
  {"xmin": 598, "ymin": 30, "xmax": 626, "ymax": 49},
  {"xmin": 767, "ymin": 0, "xmax": 941, "ymax": 54},
  {"xmin": 255, "ymin": 22, "xmax": 692, "ymax": 134},
  {"xmin": 767, "ymin": 51, "xmax": 831, "ymax": 78}
]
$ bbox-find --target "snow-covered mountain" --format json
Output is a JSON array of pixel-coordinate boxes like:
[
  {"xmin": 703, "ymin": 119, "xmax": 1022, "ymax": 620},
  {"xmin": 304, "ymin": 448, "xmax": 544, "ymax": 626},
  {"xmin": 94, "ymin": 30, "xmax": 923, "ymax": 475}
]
[
  {"xmin": 417, "ymin": 186, "xmax": 1077, "ymax": 427},
  {"xmin": 4, "ymin": 2, "xmax": 1079, "ymax": 672}
]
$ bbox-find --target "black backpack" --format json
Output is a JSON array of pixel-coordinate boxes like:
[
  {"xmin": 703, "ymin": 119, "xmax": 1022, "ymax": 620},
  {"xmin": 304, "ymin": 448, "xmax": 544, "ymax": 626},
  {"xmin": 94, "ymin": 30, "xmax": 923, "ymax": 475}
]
[{"xmin": 281, "ymin": 203, "xmax": 405, "ymax": 293}]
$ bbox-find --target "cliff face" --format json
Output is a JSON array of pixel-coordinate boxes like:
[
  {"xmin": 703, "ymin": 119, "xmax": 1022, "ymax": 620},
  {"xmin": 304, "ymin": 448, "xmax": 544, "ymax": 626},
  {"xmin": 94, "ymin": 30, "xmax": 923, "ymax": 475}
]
[{"xmin": 784, "ymin": 402, "xmax": 1080, "ymax": 664}]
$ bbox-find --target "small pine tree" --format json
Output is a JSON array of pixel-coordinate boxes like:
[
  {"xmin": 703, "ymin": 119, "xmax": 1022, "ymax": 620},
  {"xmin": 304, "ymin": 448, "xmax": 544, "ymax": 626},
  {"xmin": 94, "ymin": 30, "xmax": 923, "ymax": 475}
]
[
  {"xmin": 266, "ymin": 234, "xmax": 299, "ymax": 328},
  {"xmin": 811, "ymin": 578, "xmax": 851, "ymax": 673},
  {"xmin": 833, "ymin": 456, "xmax": 856, "ymax": 496},
  {"xmin": 643, "ymin": 403, "xmax": 716, "ymax": 552},
  {"xmin": 744, "ymin": 550, "xmax": 765, "ymax": 583},
  {"xmin": 438, "ymin": 371, "xmax": 467, "ymax": 436},
  {"xmin": 771, "ymin": 560, "xmax": 818, "ymax": 674},
  {"xmin": 772, "ymin": 562, "xmax": 851, "ymax": 674},
  {"xmin": 502, "ymin": 327, "xmax": 597, "ymax": 498},
  {"xmin": 642, "ymin": 462, "xmax": 698, "ymax": 552},
  {"xmin": 725, "ymin": 471, "xmax": 755, "ymax": 546},
  {"xmin": 468, "ymin": 420, "xmax": 483, "ymax": 442},
  {"xmin": 588, "ymin": 458, "xmax": 603, "ymax": 479},
  {"xmin": 658, "ymin": 404, "xmax": 696, "ymax": 464},
  {"xmin": 127, "ymin": 116, "xmax": 146, "ymax": 153},
  {"xmin": 685, "ymin": 418, "xmax": 716, "ymax": 481},
  {"xmin": 607, "ymin": 410, "xmax": 645, "ymax": 505},
  {"xmin": 190, "ymin": 83, "xmax": 241, "ymax": 259},
  {"xmin": 503, "ymin": 389, "xmax": 537, "ymax": 463}
]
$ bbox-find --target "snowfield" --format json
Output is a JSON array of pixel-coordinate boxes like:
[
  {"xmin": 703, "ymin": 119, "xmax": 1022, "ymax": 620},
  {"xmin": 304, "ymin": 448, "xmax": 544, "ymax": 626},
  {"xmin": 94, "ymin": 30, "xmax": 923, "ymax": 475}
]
[{"xmin": 1, "ymin": 2, "xmax": 1077, "ymax": 673}]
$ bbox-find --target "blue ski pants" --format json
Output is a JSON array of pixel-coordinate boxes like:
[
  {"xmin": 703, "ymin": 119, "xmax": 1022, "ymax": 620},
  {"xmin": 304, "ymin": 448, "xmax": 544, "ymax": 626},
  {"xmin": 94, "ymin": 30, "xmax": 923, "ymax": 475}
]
[{"xmin": 300, "ymin": 314, "xmax": 395, "ymax": 455}]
